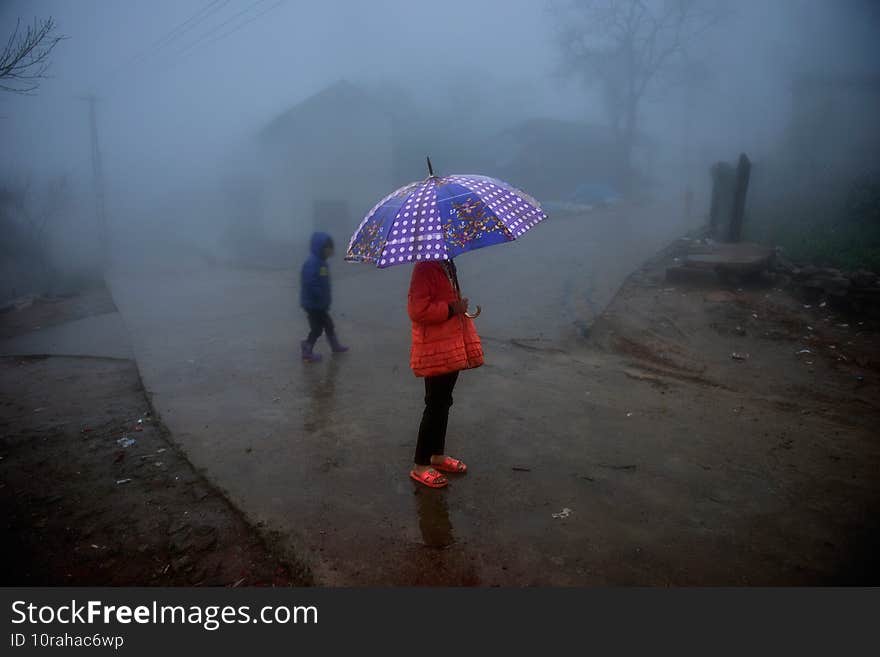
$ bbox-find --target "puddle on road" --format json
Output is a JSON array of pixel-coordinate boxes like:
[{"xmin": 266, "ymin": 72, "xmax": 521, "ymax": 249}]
[
  {"xmin": 301, "ymin": 357, "xmax": 340, "ymax": 432},
  {"xmin": 413, "ymin": 487, "xmax": 455, "ymax": 548}
]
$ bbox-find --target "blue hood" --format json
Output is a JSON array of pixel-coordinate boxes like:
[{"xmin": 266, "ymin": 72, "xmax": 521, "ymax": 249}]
[{"xmin": 310, "ymin": 232, "xmax": 333, "ymax": 258}]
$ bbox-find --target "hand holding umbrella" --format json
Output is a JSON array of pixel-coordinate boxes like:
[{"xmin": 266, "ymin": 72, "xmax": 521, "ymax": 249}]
[{"xmin": 450, "ymin": 296, "xmax": 480, "ymax": 319}]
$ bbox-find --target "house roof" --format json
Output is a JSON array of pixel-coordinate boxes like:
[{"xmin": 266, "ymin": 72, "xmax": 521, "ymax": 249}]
[
  {"xmin": 495, "ymin": 117, "xmax": 617, "ymax": 147},
  {"xmin": 259, "ymin": 80, "xmax": 384, "ymax": 142}
]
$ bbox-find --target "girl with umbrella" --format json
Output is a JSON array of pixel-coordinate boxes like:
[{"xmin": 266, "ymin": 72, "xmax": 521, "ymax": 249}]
[
  {"xmin": 406, "ymin": 257, "xmax": 483, "ymax": 488},
  {"xmin": 346, "ymin": 159, "xmax": 547, "ymax": 488}
]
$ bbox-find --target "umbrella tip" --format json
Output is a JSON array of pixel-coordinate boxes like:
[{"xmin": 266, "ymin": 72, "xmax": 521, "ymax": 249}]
[{"xmin": 426, "ymin": 156, "xmax": 434, "ymax": 177}]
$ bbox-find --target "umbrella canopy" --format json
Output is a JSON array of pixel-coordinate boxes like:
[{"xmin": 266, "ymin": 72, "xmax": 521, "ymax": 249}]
[{"xmin": 345, "ymin": 173, "xmax": 547, "ymax": 268}]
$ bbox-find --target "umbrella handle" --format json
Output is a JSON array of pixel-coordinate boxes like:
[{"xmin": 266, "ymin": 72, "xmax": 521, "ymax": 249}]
[{"xmin": 464, "ymin": 305, "xmax": 482, "ymax": 319}]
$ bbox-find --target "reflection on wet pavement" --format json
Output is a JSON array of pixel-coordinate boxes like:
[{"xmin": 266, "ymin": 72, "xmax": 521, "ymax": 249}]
[
  {"xmin": 302, "ymin": 356, "xmax": 340, "ymax": 433},
  {"xmin": 413, "ymin": 486, "xmax": 454, "ymax": 548}
]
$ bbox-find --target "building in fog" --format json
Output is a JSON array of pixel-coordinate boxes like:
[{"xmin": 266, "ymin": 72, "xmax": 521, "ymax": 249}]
[
  {"xmin": 257, "ymin": 80, "xmax": 395, "ymax": 249},
  {"xmin": 483, "ymin": 118, "xmax": 627, "ymax": 203}
]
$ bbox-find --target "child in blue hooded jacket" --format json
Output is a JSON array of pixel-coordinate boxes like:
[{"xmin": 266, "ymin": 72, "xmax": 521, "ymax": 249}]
[{"xmin": 300, "ymin": 232, "xmax": 348, "ymax": 362}]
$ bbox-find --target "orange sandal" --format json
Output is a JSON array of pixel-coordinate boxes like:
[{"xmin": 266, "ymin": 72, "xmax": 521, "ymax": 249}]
[
  {"xmin": 410, "ymin": 468, "xmax": 448, "ymax": 488},
  {"xmin": 432, "ymin": 456, "xmax": 467, "ymax": 473}
]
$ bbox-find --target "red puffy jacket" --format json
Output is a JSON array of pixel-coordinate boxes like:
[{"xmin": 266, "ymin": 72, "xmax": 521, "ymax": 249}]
[{"xmin": 407, "ymin": 261, "xmax": 484, "ymax": 377}]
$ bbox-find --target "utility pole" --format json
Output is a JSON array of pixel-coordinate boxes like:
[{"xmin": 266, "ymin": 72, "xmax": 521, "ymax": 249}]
[{"xmin": 81, "ymin": 94, "xmax": 108, "ymax": 271}]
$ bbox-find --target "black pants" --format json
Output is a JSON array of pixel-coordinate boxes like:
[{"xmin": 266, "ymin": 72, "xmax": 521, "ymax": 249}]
[
  {"xmin": 414, "ymin": 371, "xmax": 459, "ymax": 466},
  {"xmin": 305, "ymin": 310, "xmax": 336, "ymax": 344}
]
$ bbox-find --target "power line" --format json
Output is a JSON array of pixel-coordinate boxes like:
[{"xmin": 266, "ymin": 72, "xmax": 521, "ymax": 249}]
[
  {"xmin": 103, "ymin": 0, "xmax": 287, "ymax": 92},
  {"xmin": 148, "ymin": 0, "xmax": 286, "ymax": 78},
  {"xmin": 187, "ymin": 0, "xmax": 286, "ymax": 53},
  {"xmin": 152, "ymin": 0, "xmax": 230, "ymax": 51},
  {"xmin": 104, "ymin": 0, "xmax": 231, "ymax": 83},
  {"xmin": 175, "ymin": 0, "xmax": 273, "ymax": 58}
]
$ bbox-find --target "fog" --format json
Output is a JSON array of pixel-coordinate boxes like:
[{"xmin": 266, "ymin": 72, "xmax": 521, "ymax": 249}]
[
  {"xmin": 3, "ymin": 0, "xmax": 880, "ymax": 590},
  {"xmin": 1, "ymin": 0, "xmax": 879, "ymax": 298}
]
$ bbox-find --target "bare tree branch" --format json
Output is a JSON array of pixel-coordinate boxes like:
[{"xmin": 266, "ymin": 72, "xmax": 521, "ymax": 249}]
[
  {"xmin": 0, "ymin": 17, "xmax": 66, "ymax": 95},
  {"xmin": 550, "ymin": 0, "xmax": 724, "ymax": 188}
]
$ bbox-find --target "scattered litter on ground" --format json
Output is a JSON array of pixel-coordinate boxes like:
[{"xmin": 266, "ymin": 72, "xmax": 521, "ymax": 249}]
[
  {"xmin": 512, "ymin": 466, "xmax": 531, "ymax": 472},
  {"xmin": 731, "ymin": 352, "xmax": 749, "ymax": 361},
  {"xmin": 33, "ymin": 408, "xmax": 45, "ymax": 413},
  {"xmin": 796, "ymin": 348, "xmax": 812, "ymax": 355},
  {"xmin": 231, "ymin": 577, "xmax": 246, "ymax": 588},
  {"xmin": 156, "ymin": 448, "xmax": 166, "ymax": 453},
  {"xmin": 596, "ymin": 463, "xmax": 637, "ymax": 471},
  {"xmin": 116, "ymin": 478, "xmax": 132, "ymax": 485},
  {"xmin": 552, "ymin": 508, "xmax": 572, "ymax": 519},
  {"xmin": 116, "ymin": 436, "xmax": 136, "ymax": 448},
  {"xmin": 626, "ymin": 412, "xmax": 633, "ymax": 417},
  {"xmin": 819, "ymin": 301, "xmax": 827, "ymax": 308}
]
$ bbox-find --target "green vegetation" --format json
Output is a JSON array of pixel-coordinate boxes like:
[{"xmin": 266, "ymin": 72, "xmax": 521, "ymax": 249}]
[{"xmin": 745, "ymin": 175, "xmax": 880, "ymax": 272}]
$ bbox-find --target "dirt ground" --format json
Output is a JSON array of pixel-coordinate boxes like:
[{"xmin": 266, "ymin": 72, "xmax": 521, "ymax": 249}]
[
  {"xmin": 585, "ymin": 239, "xmax": 880, "ymax": 583},
  {"xmin": 0, "ymin": 288, "xmax": 117, "ymax": 341},
  {"xmin": 0, "ymin": 291, "xmax": 310, "ymax": 586}
]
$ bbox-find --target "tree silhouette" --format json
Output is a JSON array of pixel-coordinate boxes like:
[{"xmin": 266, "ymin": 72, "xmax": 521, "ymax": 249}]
[
  {"xmin": 1, "ymin": 17, "xmax": 64, "ymax": 95},
  {"xmin": 552, "ymin": 0, "xmax": 723, "ymax": 191}
]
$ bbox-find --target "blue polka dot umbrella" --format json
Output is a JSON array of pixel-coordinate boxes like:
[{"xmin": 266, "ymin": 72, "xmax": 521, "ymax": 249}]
[{"xmin": 345, "ymin": 158, "xmax": 548, "ymax": 269}]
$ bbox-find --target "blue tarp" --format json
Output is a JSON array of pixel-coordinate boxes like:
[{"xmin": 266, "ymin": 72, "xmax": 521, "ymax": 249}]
[{"xmin": 569, "ymin": 182, "xmax": 619, "ymax": 205}]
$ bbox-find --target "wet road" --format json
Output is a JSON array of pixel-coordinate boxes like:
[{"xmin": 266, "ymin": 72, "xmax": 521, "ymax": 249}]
[
  {"xmin": 0, "ymin": 312, "xmax": 133, "ymax": 360},
  {"xmin": 108, "ymin": 201, "xmax": 693, "ymax": 584}
]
